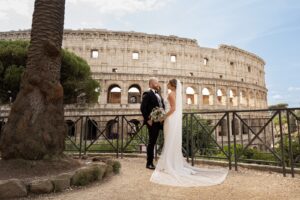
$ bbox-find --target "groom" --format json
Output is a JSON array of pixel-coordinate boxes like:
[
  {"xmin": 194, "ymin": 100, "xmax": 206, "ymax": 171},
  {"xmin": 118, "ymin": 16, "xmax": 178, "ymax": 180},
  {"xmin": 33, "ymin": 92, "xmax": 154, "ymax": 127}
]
[{"xmin": 140, "ymin": 77, "xmax": 165, "ymax": 170}]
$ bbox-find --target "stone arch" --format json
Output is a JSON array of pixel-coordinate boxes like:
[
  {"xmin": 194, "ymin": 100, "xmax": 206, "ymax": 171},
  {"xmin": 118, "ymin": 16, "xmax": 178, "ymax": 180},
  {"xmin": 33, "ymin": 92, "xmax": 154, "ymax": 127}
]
[
  {"xmin": 85, "ymin": 118, "xmax": 98, "ymax": 140},
  {"xmin": 65, "ymin": 120, "xmax": 75, "ymax": 137},
  {"xmin": 127, "ymin": 119, "xmax": 141, "ymax": 136},
  {"xmin": 216, "ymin": 88, "xmax": 226, "ymax": 106},
  {"xmin": 262, "ymin": 92, "xmax": 267, "ymax": 107},
  {"xmin": 240, "ymin": 90, "xmax": 248, "ymax": 106},
  {"xmin": 128, "ymin": 84, "xmax": 141, "ymax": 104},
  {"xmin": 231, "ymin": 118, "xmax": 240, "ymax": 135},
  {"xmin": 249, "ymin": 91, "xmax": 255, "ymax": 107},
  {"xmin": 256, "ymin": 91, "xmax": 262, "ymax": 108},
  {"xmin": 107, "ymin": 84, "xmax": 121, "ymax": 104},
  {"xmin": 186, "ymin": 86, "xmax": 198, "ymax": 105},
  {"xmin": 219, "ymin": 119, "xmax": 228, "ymax": 136},
  {"xmin": 202, "ymin": 87, "xmax": 214, "ymax": 105},
  {"xmin": 242, "ymin": 119, "xmax": 250, "ymax": 135},
  {"xmin": 106, "ymin": 119, "xmax": 119, "ymax": 139},
  {"xmin": 229, "ymin": 89, "xmax": 238, "ymax": 106}
]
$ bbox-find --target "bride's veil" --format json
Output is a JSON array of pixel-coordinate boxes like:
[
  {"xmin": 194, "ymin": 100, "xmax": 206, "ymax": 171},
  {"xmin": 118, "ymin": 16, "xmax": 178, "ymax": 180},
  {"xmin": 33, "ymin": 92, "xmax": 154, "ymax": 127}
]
[
  {"xmin": 176, "ymin": 79, "xmax": 182, "ymax": 117},
  {"xmin": 175, "ymin": 79, "xmax": 183, "ymax": 152}
]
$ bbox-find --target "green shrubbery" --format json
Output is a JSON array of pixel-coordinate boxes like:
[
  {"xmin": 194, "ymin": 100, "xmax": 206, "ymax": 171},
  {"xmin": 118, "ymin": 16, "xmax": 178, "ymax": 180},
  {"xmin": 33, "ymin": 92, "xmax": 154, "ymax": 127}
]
[
  {"xmin": 0, "ymin": 40, "xmax": 100, "ymax": 104},
  {"xmin": 182, "ymin": 115, "xmax": 217, "ymax": 157},
  {"xmin": 276, "ymin": 135, "xmax": 300, "ymax": 166}
]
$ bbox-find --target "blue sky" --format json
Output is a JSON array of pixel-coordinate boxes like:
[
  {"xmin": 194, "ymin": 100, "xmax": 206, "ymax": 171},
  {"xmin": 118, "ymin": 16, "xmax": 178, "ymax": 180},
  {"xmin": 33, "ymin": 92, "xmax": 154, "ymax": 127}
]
[{"xmin": 0, "ymin": 0, "xmax": 299, "ymax": 107}]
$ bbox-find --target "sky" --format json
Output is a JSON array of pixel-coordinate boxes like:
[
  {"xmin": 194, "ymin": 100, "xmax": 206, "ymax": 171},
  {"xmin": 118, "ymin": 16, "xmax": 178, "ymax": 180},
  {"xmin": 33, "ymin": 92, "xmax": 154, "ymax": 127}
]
[{"xmin": 0, "ymin": 0, "xmax": 299, "ymax": 107}]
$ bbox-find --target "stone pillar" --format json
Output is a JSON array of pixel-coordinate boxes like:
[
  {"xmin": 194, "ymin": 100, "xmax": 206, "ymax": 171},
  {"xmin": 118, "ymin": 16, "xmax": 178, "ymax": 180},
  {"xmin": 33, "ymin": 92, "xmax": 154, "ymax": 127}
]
[
  {"xmin": 121, "ymin": 81, "xmax": 128, "ymax": 105},
  {"xmin": 163, "ymin": 81, "xmax": 168, "ymax": 98},
  {"xmin": 226, "ymin": 87, "xmax": 230, "ymax": 109},
  {"xmin": 198, "ymin": 85, "xmax": 203, "ymax": 109},
  {"xmin": 196, "ymin": 85, "xmax": 202, "ymax": 108},
  {"xmin": 182, "ymin": 83, "xmax": 186, "ymax": 105},
  {"xmin": 101, "ymin": 80, "xmax": 108, "ymax": 106},
  {"xmin": 237, "ymin": 87, "xmax": 241, "ymax": 109},
  {"xmin": 213, "ymin": 84, "xmax": 217, "ymax": 108}
]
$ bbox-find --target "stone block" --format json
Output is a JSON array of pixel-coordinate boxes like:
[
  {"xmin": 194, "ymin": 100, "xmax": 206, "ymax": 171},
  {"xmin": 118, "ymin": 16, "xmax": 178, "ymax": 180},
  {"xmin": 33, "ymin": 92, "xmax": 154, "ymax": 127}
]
[
  {"xmin": 51, "ymin": 174, "xmax": 71, "ymax": 192},
  {"xmin": 29, "ymin": 179, "xmax": 53, "ymax": 194},
  {"xmin": 0, "ymin": 179, "xmax": 27, "ymax": 199}
]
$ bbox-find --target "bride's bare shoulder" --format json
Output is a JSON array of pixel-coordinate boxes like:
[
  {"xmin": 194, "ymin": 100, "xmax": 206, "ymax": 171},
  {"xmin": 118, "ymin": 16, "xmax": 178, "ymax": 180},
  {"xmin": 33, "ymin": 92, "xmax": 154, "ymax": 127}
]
[{"xmin": 167, "ymin": 91, "xmax": 176, "ymax": 99}]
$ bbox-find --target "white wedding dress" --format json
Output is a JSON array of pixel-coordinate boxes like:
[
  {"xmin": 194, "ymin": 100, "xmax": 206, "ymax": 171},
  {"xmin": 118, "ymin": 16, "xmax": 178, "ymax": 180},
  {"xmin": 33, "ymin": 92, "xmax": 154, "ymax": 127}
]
[{"xmin": 150, "ymin": 80, "xmax": 228, "ymax": 187}]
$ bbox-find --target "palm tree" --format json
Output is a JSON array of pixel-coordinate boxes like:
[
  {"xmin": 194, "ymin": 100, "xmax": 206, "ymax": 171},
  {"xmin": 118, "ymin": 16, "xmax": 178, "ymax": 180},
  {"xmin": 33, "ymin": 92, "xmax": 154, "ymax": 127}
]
[{"xmin": 0, "ymin": 0, "xmax": 66, "ymax": 160}]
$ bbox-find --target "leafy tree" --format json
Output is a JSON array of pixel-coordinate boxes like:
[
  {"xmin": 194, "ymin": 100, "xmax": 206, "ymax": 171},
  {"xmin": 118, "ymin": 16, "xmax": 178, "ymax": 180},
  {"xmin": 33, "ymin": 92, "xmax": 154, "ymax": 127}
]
[
  {"xmin": 61, "ymin": 50, "xmax": 100, "ymax": 104},
  {"xmin": 268, "ymin": 103, "xmax": 288, "ymax": 109},
  {"xmin": 0, "ymin": 40, "xmax": 99, "ymax": 104}
]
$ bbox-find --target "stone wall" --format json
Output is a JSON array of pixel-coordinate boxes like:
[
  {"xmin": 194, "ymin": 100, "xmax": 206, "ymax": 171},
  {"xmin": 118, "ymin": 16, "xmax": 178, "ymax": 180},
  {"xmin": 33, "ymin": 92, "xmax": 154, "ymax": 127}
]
[{"xmin": 0, "ymin": 29, "xmax": 268, "ymax": 116}]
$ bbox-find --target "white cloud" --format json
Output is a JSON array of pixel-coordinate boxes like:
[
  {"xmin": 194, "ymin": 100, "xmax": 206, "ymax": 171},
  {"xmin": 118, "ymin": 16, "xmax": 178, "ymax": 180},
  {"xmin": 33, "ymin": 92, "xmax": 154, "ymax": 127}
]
[
  {"xmin": 67, "ymin": 0, "xmax": 171, "ymax": 16},
  {"xmin": 288, "ymin": 87, "xmax": 300, "ymax": 92},
  {"xmin": 0, "ymin": 0, "xmax": 32, "ymax": 18},
  {"xmin": 272, "ymin": 94, "xmax": 283, "ymax": 100}
]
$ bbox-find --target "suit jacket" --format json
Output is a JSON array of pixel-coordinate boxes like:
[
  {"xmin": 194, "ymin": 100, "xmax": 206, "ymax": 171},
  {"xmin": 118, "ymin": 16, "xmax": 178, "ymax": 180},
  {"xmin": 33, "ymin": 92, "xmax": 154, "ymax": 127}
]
[{"xmin": 140, "ymin": 90, "xmax": 165, "ymax": 124}]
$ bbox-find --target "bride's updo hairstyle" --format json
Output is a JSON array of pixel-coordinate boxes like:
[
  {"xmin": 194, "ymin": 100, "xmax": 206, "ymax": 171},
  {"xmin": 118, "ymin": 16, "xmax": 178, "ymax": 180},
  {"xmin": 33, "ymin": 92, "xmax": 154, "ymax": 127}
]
[{"xmin": 168, "ymin": 79, "xmax": 177, "ymax": 89}]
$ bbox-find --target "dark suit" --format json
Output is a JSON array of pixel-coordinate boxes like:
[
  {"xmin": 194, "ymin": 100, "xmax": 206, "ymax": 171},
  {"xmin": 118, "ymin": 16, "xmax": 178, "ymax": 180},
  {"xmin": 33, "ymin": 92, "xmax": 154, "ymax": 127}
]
[{"xmin": 140, "ymin": 89, "xmax": 165, "ymax": 165}]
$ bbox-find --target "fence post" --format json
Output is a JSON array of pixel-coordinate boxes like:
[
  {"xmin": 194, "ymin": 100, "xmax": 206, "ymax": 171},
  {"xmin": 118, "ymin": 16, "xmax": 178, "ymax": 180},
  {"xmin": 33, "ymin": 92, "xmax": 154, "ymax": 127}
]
[
  {"xmin": 84, "ymin": 116, "xmax": 88, "ymax": 155},
  {"xmin": 226, "ymin": 112, "xmax": 232, "ymax": 170},
  {"xmin": 79, "ymin": 116, "xmax": 83, "ymax": 157},
  {"xmin": 121, "ymin": 115, "xmax": 124, "ymax": 159},
  {"xmin": 286, "ymin": 110, "xmax": 295, "ymax": 177},
  {"xmin": 116, "ymin": 116, "xmax": 120, "ymax": 158},
  {"xmin": 186, "ymin": 113, "xmax": 190, "ymax": 163},
  {"xmin": 191, "ymin": 113, "xmax": 194, "ymax": 166},
  {"xmin": 232, "ymin": 112, "xmax": 238, "ymax": 171},
  {"xmin": 278, "ymin": 110, "xmax": 286, "ymax": 177}
]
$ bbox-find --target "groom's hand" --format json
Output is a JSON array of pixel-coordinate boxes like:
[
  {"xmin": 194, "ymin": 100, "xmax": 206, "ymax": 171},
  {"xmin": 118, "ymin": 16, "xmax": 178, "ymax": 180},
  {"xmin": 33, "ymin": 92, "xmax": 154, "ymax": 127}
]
[{"xmin": 147, "ymin": 120, "xmax": 153, "ymax": 126}]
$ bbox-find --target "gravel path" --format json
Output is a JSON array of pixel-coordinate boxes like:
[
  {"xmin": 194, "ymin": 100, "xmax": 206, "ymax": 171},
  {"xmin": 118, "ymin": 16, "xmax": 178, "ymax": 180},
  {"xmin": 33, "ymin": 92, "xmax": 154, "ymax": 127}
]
[{"xmin": 27, "ymin": 157, "xmax": 300, "ymax": 200}]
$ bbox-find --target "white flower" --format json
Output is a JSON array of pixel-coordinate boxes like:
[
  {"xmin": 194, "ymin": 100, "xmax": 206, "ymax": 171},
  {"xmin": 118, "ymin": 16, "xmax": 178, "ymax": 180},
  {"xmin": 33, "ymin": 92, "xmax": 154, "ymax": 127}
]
[{"xmin": 150, "ymin": 107, "xmax": 165, "ymax": 122}]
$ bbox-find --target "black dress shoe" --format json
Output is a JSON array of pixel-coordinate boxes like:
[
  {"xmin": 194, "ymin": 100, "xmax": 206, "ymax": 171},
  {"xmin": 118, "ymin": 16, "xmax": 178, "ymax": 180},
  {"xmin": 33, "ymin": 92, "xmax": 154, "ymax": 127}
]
[{"xmin": 146, "ymin": 163, "xmax": 156, "ymax": 170}]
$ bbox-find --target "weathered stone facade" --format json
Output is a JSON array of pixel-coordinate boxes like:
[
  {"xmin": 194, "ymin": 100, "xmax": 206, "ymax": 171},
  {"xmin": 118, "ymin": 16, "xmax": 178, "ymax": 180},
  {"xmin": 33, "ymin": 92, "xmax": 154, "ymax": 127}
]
[
  {"xmin": 0, "ymin": 29, "xmax": 272, "ymax": 149},
  {"xmin": 0, "ymin": 29, "xmax": 268, "ymax": 116}
]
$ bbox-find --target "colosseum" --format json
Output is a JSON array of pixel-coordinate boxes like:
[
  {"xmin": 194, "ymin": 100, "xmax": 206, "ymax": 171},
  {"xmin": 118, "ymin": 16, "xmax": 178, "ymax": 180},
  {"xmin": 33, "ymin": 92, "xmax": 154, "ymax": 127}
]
[
  {"xmin": 0, "ymin": 29, "xmax": 268, "ymax": 115},
  {"xmin": 0, "ymin": 29, "xmax": 271, "ymax": 150}
]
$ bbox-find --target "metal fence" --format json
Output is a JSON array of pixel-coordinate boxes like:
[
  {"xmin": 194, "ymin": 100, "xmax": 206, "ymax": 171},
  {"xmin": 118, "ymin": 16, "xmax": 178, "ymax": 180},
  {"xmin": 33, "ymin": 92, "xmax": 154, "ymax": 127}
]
[{"xmin": 1, "ymin": 108, "xmax": 299, "ymax": 177}]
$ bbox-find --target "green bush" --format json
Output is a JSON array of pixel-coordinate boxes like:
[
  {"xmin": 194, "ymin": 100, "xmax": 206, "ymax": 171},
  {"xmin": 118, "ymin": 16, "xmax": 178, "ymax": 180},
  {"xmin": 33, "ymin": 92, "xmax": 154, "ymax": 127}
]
[
  {"xmin": 112, "ymin": 161, "xmax": 121, "ymax": 174},
  {"xmin": 216, "ymin": 144, "xmax": 277, "ymax": 165},
  {"xmin": 182, "ymin": 115, "xmax": 217, "ymax": 157},
  {"xmin": 275, "ymin": 135, "xmax": 300, "ymax": 166},
  {"xmin": 71, "ymin": 165, "xmax": 104, "ymax": 186}
]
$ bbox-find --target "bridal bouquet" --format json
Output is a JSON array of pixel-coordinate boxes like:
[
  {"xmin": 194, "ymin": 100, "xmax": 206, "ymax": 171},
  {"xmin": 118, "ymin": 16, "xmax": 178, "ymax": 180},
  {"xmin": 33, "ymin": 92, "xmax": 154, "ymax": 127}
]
[{"xmin": 150, "ymin": 107, "xmax": 166, "ymax": 122}]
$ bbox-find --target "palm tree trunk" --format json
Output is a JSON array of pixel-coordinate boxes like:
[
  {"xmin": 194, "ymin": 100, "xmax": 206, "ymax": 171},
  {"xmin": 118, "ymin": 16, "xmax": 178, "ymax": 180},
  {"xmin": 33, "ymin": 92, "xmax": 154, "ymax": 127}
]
[{"xmin": 0, "ymin": 0, "xmax": 66, "ymax": 160}]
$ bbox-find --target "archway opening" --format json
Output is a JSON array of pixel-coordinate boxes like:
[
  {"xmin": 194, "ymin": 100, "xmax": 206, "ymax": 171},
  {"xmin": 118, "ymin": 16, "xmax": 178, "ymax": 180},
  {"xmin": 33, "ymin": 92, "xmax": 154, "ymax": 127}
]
[
  {"xmin": 202, "ymin": 87, "xmax": 213, "ymax": 105},
  {"xmin": 217, "ymin": 89, "xmax": 226, "ymax": 106},
  {"xmin": 65, "ymin": 120, "xmax": 75, "ymax": 137},
  {"xmin": 106, "ymin": 119, "xmax": 119, "ymax": 139},
  {"xmin": 128, "ymin": 85, "xmax": 141, "ymax": 104},
  {"xmin": 229, "ymin": 89, "xmax": 238, "ymax": 106},
  {"xmin": 108, "ymin": 85, "xmax": 121, "ymax": 104},
  {"xmin": 186, "ymin": 87, "xmax": 197, "ymax": 105}
]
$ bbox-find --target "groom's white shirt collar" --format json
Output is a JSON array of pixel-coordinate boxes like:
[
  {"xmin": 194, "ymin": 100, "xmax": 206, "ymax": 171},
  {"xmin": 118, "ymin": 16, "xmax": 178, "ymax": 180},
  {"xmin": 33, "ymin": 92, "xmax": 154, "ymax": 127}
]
[{"xmin": 150, "ymin": 88, "xmax": 156, "ymax": 93}]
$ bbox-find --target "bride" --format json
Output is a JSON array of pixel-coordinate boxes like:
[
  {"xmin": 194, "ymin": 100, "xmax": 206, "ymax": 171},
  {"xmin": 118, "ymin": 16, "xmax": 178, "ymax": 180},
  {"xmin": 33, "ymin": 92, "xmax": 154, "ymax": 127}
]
[{"xmin": 150, "ymin": 79, "xmax": 228, "ymax": 187}]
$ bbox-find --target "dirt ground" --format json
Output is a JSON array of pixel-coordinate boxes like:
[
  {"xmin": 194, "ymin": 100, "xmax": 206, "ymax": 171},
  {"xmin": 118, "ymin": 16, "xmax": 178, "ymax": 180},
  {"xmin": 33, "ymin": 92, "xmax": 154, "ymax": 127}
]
[
  {"xmin": 22, "ymin": 157, "xmax": 300, "ymax": 200},
  {"xmin": 0, "ymin": 157, "xmax": 82, "ymax": 182}
]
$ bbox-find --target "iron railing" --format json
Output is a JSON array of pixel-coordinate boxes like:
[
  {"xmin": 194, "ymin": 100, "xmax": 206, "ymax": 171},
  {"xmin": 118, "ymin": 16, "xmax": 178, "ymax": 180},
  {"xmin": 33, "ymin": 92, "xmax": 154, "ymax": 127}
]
[{"xmin": 0, "ymin": 108, "xmax": 299, "ymax": 177}]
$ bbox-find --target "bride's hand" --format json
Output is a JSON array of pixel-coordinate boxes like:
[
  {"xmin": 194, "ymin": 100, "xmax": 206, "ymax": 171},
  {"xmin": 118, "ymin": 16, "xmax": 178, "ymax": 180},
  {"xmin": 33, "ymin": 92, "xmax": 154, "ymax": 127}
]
[{"xmin": 160, "ymin": 115, "xmax": 166, "ymax": 122}]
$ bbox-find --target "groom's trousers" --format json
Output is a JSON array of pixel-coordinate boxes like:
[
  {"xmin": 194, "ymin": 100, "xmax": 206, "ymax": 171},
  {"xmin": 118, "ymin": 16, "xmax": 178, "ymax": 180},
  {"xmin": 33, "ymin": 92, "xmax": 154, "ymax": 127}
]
[{"xmin": 146, "ymin": 122, "xmax": 161, "ymax": 165}]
